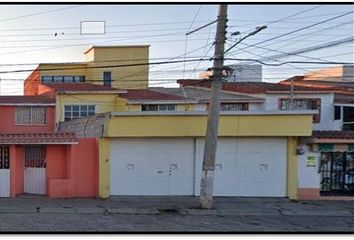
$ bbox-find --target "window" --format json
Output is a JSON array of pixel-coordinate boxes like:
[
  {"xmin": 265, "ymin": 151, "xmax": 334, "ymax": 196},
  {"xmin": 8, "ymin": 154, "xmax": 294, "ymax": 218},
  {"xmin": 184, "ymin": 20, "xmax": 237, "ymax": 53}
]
[
  {"xmin": 280, "ymin": 98, "xmax": 321, "ymax": 123},
  {"xmin": 16, "ymin": 106, "xmax": 46, "ymax": 125},
  {"xmin": 64, "ymin": 105, "xmax": 96, "ymax": 121},
  {"xmin": 63, "ymin": 76, "xmax": 74, "ymax": 82},
  {"xmin": 53, "ymin": 76, "xmax": 62, "ymax": 82},
  {"xmin": 141, "ymin": 104, "xmax": 176, "ymax": 111},
  {"xmin": 41, "ymin": 76, "xmax": 85, "ymax": 83},
  {"xmin": 103, "ymin": 71, "xmax": 112, "ymax": 87},
  {"xmin": 221, "ymin": 103, "xmax": 248, "ymax": 111},
  {"xmin": 42, "ymin": 76, "xmax": 52, "ymax": 83},
  {"xmin": 334, "ymin": 106, "xmax": 341, "ymax": 120}
]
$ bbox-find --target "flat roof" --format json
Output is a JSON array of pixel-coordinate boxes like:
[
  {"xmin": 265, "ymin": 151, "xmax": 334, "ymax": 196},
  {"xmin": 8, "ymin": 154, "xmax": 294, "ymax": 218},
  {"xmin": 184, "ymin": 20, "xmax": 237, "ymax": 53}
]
[{"xmin": 84, "ymin": 45, "xmax": 150, "ymax": 54}]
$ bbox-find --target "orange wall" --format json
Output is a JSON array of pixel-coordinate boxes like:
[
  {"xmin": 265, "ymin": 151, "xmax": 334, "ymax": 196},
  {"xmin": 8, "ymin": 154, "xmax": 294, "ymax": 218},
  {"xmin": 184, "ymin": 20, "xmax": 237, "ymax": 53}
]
[
  {"xmin": 10, "ymin": 145, "xmax": 24, "ymax": 197},
  {"xmin": 46, "ymin": 145, "xmax": 68, "ymax": 179},
  {"xmin": 38, "ymin": 84, "xmax": 56, "ymax": 98},
  {"xmin": 69, "ymin": 138, "xmax": 98, "ymax": 197},
  {"xmin": 24, "ymin": 67, "xmax": 40, "ymax": 96},
  {"xmin": 47, "ymin": 138, "xmax": 98, "ymax": 198},
  {"xmin": 0, "ymin": 106, "xmax": 55, "ymax": 133}
]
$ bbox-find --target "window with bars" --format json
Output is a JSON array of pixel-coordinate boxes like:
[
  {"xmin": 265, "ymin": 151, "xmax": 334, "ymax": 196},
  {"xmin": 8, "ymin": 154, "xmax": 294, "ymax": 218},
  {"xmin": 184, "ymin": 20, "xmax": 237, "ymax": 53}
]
[
  {"xmin": 279, "ymin": 98, "xmax": 321, "ymax": 123},
  {"xmin": 64, "ymin": 105, "xmax": 96, "ymax": 121},
  {"xmin": 16, "ymin": 106, "xmax": 47, "ymax": 125},
  {"xmin": 220, "ymin": 103, "xmax": 248, "ymax": 111}
]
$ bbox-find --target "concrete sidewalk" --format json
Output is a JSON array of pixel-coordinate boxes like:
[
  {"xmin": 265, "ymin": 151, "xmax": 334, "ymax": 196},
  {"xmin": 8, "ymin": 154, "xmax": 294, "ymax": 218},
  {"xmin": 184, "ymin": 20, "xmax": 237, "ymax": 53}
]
[{"xmin": 0, "ymin": 195, "xmax": 352, "ymax": 217}]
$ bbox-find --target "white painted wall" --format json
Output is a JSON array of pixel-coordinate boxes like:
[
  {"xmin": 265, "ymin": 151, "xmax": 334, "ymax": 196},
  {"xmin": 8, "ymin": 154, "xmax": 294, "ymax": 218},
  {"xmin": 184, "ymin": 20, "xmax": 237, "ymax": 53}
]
[
  {"xmin": 297, "ymin": 144, "xmax": 321, "ymax": 188},
  {"xmin": 248, "ymin": 102, "xmax": 265, "ymax": 111}
]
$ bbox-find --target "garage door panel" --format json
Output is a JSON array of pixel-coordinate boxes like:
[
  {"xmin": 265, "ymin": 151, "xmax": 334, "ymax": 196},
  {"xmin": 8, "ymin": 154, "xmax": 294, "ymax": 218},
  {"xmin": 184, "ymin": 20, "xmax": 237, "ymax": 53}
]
[
  {"xmin": 239, "ymin": 138, "xmax": 286, "ymax": 154},
  {"xmin": 240, "ymin": 153, "xmax": 286, "ymax": 182},
  {"xmin": 111, "ymin": 180, "xmax": 169, "ymax": 195},
  {"xmin": 241, "ymin": 182, "xmax": 286, "ymax": 197},
  {"xmin": 110, "ymin": 138, "xmax": 194, "ymax": 196}
]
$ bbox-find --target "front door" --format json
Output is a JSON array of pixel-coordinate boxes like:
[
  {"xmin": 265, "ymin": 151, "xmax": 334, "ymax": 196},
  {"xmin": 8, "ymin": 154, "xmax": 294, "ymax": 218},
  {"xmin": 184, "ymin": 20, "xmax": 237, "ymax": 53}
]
[
  {"xmin": 24, "ymin": 146, "xmax": 46, "ymax": 195},
  {"xmin": 0, "ymin": 146, "xmax": 10, "ymax": 197}
]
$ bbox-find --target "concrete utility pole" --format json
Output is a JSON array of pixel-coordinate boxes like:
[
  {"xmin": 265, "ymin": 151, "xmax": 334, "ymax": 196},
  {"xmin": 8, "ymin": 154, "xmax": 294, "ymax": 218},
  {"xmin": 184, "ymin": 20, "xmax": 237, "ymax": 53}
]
[{"xmin": 199, "ymin": 4, "xmax": 228, "ymax": 209}]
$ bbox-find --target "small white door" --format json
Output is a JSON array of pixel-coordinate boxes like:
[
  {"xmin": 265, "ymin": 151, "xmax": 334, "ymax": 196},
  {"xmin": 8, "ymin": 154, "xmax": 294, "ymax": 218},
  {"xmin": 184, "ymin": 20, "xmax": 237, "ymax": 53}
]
[
  {"xmin": 0, "ymin": 146, "xmax": 10, "ymax": 197},
  {"xmin": 24, "ymin": 146, "xmax": 46, "ymax": 195}
]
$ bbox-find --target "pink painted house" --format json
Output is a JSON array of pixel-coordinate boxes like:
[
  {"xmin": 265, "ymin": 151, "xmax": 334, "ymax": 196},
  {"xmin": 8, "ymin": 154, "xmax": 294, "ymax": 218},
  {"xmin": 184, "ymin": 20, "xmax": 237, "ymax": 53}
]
[{"xmin": 0, "ymin": 96, "xmax": 98, "ymax": 198}]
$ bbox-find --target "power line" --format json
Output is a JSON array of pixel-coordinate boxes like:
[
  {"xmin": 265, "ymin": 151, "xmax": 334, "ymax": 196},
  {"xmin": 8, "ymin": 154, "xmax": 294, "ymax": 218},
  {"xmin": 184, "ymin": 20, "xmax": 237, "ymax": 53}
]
[
  {"xmin": 256, "ymin": 20, "xmax": 354, "ymax": 52},
  {"xmin": 263, "ymin": 5, "xmax": 323, "ymax": 26},
  {"xmin": 236, "ymin": 41, "xmax": 351, "ymax": 63},
  {"xmin": 237, "ymin": 10, "xmax": 353, "ymax": 52},
  {"xmin": 0, "ymin": 5, "xmax": 83, "ymax": 23},
  {"xmin": 260, "ymin": 37, "xmax": 354, "ymax": 60}
]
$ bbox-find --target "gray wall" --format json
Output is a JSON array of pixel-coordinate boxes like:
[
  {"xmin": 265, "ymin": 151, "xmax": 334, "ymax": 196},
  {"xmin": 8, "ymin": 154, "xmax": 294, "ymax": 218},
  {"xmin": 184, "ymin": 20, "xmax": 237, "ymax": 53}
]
[{"xmin": 57, "ymin": 113, "xmax": 110, "ymax": 138}]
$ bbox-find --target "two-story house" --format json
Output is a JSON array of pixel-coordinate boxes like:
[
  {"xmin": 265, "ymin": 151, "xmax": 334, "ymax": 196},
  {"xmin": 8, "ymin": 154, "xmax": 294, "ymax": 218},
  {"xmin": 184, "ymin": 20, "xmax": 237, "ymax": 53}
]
[{"xmin": 0, "ymin": 95, "xmax": 98, "ymax": 198}]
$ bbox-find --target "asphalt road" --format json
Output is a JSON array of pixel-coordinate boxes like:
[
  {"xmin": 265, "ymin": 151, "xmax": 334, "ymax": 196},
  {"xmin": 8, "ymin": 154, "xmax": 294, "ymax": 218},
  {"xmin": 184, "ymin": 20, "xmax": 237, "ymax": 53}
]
[
  {"xmin": 0, "ymin": 196, "xmax": 352, "ymax": 232},
  {"xmin": 0, "ymin": 213, "xmax": 352, "ymax": 232}
]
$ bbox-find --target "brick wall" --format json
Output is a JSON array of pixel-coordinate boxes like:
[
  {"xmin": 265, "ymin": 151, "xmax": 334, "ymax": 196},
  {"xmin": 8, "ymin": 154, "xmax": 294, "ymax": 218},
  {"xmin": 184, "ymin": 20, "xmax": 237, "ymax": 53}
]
[{"xmin": 57, "ymin": 113, "xmax": 110, "ymax": 138}]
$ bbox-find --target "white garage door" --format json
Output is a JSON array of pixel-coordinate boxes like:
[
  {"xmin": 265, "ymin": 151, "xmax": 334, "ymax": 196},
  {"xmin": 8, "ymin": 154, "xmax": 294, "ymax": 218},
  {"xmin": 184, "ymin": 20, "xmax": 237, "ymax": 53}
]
[
  {"xmin": 110, "ymin": 138, "xmax": 194, "ymax": 195},
  {"xmin": 195, "ymin": 138, "xmax": 287, "ymax": 197}
]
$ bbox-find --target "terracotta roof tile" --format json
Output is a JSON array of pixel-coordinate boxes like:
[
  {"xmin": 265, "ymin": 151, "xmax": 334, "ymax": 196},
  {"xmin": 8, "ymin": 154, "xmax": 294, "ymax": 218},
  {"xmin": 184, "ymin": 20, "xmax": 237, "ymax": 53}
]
[
  {"xmin": 177, "ymin": 79, "xmax": 347, "ymax": 93},
  {"xmin": 0, "ymin": 132, "xmax": 78, "ymax": 144},
  {"xmin": 0, "ymin": 96, "xmax": 55, "ymax": 105},
  {"xmin": 312, "ymin": 131, "xmax": 354, "ymax": 140},
  {"xmin": 43, "ymin": 83, "xmax": 124, "ymax": 93},
  {"xmin": 120, "ymin": 89, "xmax": 186, "ymax": 101},
  {"xmin": 280, "ymin": 77, "xmax": 351, "ymax": 91}
]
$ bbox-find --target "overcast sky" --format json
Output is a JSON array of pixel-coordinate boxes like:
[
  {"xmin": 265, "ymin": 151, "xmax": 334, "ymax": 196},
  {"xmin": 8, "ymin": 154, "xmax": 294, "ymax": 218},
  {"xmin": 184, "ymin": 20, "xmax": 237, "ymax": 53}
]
[{"xmin": 0, "ymin": 4, "xmax": 352, "ymax": 94}]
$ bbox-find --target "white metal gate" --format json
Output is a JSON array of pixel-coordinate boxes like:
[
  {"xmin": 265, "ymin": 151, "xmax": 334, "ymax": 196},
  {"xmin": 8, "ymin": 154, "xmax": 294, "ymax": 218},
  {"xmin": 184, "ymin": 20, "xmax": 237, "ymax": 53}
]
[
  {"xmin": 24, "ymin": 146, "xmax": 46, "ymax": 195},
  {"xmin": 110, "ymin": 138, "xmax": 194, "ymax": 195},
  {"xmin": 0, "ymin": 146, "xmax": 10, "ymax": 197}
]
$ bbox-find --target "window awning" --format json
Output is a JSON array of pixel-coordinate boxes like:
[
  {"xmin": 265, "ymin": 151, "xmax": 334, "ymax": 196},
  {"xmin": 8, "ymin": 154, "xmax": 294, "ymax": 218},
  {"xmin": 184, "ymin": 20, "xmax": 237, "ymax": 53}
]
[
  {"xmin": 312, "ymin": 143, "xmax": 354, "ymax": 152},
  {"xmin": 0, "ymin": 133, "xmax": 78, "ymax": 145}
]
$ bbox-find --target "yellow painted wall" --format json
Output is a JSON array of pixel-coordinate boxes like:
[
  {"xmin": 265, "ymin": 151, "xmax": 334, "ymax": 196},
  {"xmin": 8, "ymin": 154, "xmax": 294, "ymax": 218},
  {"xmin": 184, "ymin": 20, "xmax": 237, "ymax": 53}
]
[
  {"xmin": 56, "ymin": 93, "xmax": 125, "ymax": 123},
  {"xmin": 99, "ymin": 138, "xmax": 110, "ymax": 198},
  {"xmin": 177, "ymin": 104, "xmax": 194, "ymax": 111},
  {"xmin": 39, "ymin": 64, "xmax": 87, "ymax": 77},
  {"xmin": 85, "ymin": 46, "xmax": 149, "ymax": 89},
  {"xmin": 287, "ymin": 137, "xmax": 298, "ymax": 199},
  {"xmin": 106, "ymin": 114, "xmax": 313, "ymax": 137}
]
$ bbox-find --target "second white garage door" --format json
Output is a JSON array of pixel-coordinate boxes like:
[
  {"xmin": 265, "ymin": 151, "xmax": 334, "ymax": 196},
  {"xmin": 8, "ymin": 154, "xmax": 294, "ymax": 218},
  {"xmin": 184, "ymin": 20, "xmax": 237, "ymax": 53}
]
[
  {"xmin": 110, "ymin": 138, "xmax": 194, "ymax": 195},
  {"xmin": 195, "ymin": 138, "xmax": 287, "ymax": 197}
]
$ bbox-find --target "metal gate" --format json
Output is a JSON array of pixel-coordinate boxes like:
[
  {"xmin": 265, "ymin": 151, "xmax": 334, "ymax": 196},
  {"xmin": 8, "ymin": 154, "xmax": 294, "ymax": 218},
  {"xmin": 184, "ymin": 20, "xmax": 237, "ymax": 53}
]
[
  {"xmin": 24, "ymin": 146, "xmax": 46, "ymax": 195},
  {"xmin": 319, "ymin": 152, "xmax": 354, "ymax": 196},
  {"xmin": 0, "ymin": 146, "xmax": 10, "ymax": 197}
]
